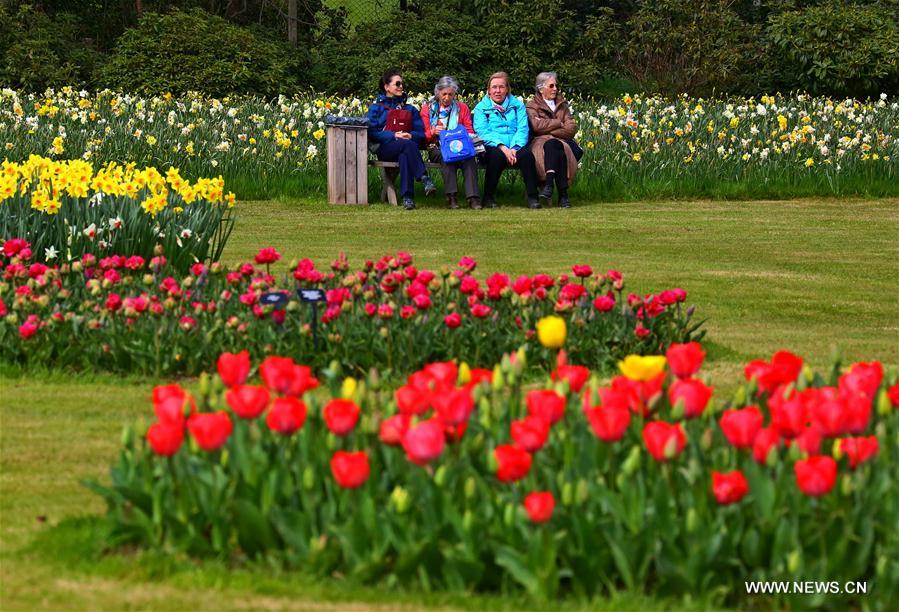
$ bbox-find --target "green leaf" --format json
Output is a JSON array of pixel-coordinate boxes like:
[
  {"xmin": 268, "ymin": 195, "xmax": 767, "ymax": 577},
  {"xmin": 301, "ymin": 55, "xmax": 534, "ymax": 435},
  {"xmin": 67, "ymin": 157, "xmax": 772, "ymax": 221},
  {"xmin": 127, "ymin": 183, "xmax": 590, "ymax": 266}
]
[{"xmin": 232, "ymin": 498, "xmax": 277, "ymax": 557}]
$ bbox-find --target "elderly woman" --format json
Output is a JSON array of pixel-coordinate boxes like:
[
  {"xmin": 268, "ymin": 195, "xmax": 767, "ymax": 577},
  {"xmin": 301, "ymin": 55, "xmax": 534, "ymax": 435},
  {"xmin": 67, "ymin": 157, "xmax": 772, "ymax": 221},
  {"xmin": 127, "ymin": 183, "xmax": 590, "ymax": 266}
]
[
  {"xmin": 525, "ymin": 72, "xmax": 583, "ymax": 208},
  {"xmin": 367, "ymin": 68, "xmax": 437, "ymax": 211},
  {"xmin": 421, "ymin": 76, "xmax": 481, "ymax": 210},
  {"xmin": 473, "ymin": 71, "xmax": 539, "ymax": 209}
]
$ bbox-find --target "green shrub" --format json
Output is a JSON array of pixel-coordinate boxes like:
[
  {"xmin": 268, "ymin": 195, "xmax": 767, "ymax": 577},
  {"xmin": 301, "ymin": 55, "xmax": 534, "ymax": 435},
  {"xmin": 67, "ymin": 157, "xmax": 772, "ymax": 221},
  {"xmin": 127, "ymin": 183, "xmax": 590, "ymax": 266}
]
[
  {"xmin": 98, "ymin": 9, "xmax": 305, "ymax": 97},
  {"xmin": 766, "ymin": 1, "xmax": 899, "ymax": 96},
  {"xmin": 624, "ymin": 0, "xmax": 762, "ymax": 95},
  {"xmin": 0, "ymin": 3, "xmax": 102, "ymax": 90}
]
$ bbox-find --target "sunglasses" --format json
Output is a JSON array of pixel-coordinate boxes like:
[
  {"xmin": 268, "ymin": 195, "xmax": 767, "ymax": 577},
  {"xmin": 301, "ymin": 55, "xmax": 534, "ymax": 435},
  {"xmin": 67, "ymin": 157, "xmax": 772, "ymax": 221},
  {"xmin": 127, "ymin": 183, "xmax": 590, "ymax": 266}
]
[
  {"xmin": 392, "ymin": 81, "xmax": 404, "ymax": 87},
  {"xmin": 546, "ymin": 84, "xmax": 558, "ymax": 89}
]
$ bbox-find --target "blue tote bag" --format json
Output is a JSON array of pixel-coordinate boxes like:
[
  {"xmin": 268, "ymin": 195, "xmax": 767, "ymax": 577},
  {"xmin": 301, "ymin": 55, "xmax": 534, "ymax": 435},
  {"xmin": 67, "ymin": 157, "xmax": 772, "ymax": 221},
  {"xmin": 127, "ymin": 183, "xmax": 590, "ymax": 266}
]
[{"xmin": 439, "ymin": 126, "xmax": 476, "ymax": 163}]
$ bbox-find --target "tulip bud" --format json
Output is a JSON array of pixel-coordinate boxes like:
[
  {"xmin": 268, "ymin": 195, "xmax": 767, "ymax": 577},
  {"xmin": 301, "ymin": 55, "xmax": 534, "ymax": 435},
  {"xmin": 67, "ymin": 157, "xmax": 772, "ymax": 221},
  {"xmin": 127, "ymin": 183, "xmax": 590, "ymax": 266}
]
[
  {"xmin": 367, "ymin": 367, "xmax": 380, "ymax": 391},
  {"xmin": 491, "ymin": 365, "xmax": 503, "ymax": 391},
  {"xmin": 391, "ymin": 486, "xmax": 410, "ymax": 514},
  {"xmin": 503, "ymin": 503, "xmax": 516, "ymax": 527},
  {"xmin": 143, "ymin": 273, "xmax": 154, "ymax": 285},
  {"xmin": 462, "ymin": 509, "xmax": 475, "ymax": 533},
  {"xmin": 220, "ymin": 449, "xmax": 229, "ymax": 467},
  {"xmin": 121, "ymin": 424, "xmax": 134, "ymax": 449},
  {"xmin": 303, "ymin": 466, "xmax": 315, "ymax": 490},
  {"xmin": 465, "ymin": 477, "xmax": 477, "ymax": 500},
  {"xmin": 198, "ymin": 372, "xmax": 210, "ymax": 397},
  {"xmin": 516, "ymin": 346, "xmax": 527, "ymax": 370},
  {"xmin": 458, "ymin": 362, "xmax": 471, "ymax": 385},
  {"xmin": 576, "ymin": 479, "xmax": 589, "ymax": 505},
  {"xmin": 379, "ymin": 326, "xmax": 388, "ymax": 338},
  {"xmin": 341, "ymin": 376, "xmax": 357, "ymax": 400},
  {"xmin": 686, "ymin": 508, "xmax": 699, "ymax": 533},
  {"xmin": 747, "ymin": 376, "xmax": 758, "ymax": 397},
  {"xmin": 670, "ymin": 398, "xmax": 686, "ymax": 420},
  {"xmin": 840, "ymin": 473, "xmax": 853, "ymax": 496},
  {"xmin": 326, "ymin": 433, "xmax": 337, "ymax": 450},
  {"xmin": 434, "ymin": 465, "xmax": 448, "ymax": 488},
  {"xmin": 795, "ymin": 373, "xmax": 807, "ymax": 391},
  {"xmin": 701, "ymin": 427, "xmax": 713, "ymax": 450},
  {"xmin": 787, "ymin": 549, "xmax": 801, "ymax": 574},
  {"xmin": 622, "ymin": 445, "xmax": 641, "ymax": 476},
  {"xmin": 615, "ymin": 473, "xmax": 626, "ymax": 490},
  {"xmin": 802, "ymin": 364, "xmax": 815, "ymax": 385},
  {"xmin": 832, "ymin": 439, "xmax": 844, "ymax": 460},
  {"xmin": 501, "ymin": 353, "xmax": 511, "ymax": 373},
  {"xmin": 478, "ymin": 397, "xmax": 491, "ymax": 428},
  {"xmin": 562, "ymin": 482, "xmax": 574, "ymax": 507},
  {"xmin": 487, "ymin": 449, "xmax": 498, "ymax": 473},
  {"xmin": 876, "ymin": 389, "xmax": 891, "ymax": 416},
  {"xmin": 788, "ymin": 441, "xmax": 802, "ymax": 461},
  {"xmin": 732, "ymin": 386, "xmax": 746, "ymax": 407}
]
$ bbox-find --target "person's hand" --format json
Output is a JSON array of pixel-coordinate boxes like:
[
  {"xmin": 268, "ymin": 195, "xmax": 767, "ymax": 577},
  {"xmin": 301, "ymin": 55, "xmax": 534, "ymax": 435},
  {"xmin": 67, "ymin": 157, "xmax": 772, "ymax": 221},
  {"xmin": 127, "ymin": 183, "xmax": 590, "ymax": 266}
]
[
  {"xmin": 395, "ymin": 131, "xmax": 411, "ymax": 140},
  {"xmin": 433, "ymin": 123, "xmax": 445, "ymax": 134},
  {"xmin": 500, "ymin": 145, "xmax": 517, "ymax": 165}
]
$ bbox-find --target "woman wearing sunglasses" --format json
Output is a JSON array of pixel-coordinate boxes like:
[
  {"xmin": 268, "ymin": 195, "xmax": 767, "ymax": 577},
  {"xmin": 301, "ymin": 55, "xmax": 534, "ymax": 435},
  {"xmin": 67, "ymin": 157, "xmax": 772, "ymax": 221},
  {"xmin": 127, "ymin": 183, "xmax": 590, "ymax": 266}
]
[
  {"xmin": 367, "ymin": 68, "xmax": 437, "ymax": 210},
  {"xmin": 525, "ymin": 71, "xmax": 583, "ymax": 208}
]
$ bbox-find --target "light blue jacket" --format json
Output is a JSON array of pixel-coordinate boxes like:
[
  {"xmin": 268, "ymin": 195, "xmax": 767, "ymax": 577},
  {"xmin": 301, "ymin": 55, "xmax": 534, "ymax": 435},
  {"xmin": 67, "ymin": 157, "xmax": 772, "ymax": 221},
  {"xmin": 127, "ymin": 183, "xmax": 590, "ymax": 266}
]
[{"xmin": 472, "ymin": 95, "xmax": 529, "ymax": 149}]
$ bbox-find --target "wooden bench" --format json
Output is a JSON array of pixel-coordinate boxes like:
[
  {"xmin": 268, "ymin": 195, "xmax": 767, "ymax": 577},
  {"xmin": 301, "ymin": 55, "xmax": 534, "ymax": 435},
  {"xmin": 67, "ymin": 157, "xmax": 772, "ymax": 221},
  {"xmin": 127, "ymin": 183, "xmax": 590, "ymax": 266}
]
[{"xmin": 370, "ymin": 157, "xmax": 509, "ymax": 206}]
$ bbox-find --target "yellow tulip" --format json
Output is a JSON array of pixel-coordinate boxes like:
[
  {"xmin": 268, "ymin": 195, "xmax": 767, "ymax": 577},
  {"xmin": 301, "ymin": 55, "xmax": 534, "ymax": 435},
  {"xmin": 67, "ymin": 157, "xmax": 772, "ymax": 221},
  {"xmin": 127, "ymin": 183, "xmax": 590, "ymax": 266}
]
[
  {"xmin": 618, "ymin": 355, "xmax": 667, "ymax": 381},
  {"xmin": 537, "ymin": 315, "xmax": 566, "ymax": 349},
  {"xmin": 340, "ymin": 377, "xmax": 357, "ymax": 400}
]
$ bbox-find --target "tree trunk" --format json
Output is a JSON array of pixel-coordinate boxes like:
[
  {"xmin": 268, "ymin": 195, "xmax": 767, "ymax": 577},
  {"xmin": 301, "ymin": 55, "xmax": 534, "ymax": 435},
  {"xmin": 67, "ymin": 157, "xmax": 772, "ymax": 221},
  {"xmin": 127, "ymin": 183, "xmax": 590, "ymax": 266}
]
[
  {"xmin": 288, "ymin": 0, "xmax": 297, "ymax": 47},
  {"xmin": 135, "ymin": 0, "xmax": 142, "ymax": 18}
]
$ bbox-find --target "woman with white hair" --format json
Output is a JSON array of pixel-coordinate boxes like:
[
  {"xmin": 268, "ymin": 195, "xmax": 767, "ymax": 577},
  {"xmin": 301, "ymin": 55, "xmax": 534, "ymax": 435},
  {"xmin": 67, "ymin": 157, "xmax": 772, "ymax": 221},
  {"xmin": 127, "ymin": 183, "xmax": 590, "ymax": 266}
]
[
  {"xmin": 420, "ymin": 75, "xmax": 481, "ymax": 209},
  {"xmin": 525, "ymin": 71, "xmax": 582, "ymax": 208}
]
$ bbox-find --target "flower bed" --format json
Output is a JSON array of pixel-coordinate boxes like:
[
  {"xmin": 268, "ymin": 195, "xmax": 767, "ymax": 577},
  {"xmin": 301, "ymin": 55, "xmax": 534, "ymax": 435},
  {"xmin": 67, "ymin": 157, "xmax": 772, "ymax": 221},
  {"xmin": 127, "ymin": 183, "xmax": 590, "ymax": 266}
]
[
  {"xmin": 88, "ymin": 346, "xmax": 899, "ymax": 605},
  {"xmin": 0, "ymin": 245, "xmax": 702, "ymax": 376},
  {"xmin": 0, "ymin": 157, "xmax": 236, "ymax": 271},
  {"xmin": 2, "ymin": 89, "xmax": 896, "ymax": 199}
]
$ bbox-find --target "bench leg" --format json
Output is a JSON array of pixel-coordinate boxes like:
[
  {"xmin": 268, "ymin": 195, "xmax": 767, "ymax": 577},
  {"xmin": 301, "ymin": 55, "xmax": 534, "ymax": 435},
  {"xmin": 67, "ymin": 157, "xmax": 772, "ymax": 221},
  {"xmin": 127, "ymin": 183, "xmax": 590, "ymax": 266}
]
[{"xmin": 379, "ymin": 167, "xmax": 399, "ymax": 206}]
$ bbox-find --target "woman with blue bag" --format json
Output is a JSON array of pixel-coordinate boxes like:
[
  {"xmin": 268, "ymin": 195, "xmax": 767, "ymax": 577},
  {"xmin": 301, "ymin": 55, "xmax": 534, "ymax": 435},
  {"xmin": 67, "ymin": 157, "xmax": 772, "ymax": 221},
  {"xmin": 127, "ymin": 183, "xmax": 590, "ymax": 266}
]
[
  {"xmin": 472, "ymin": 71, "xmax": 540, "ymax": 209},
  {"xmin": 421, "ymin": 76, "xmax": 481, "ymax": 210},
  {"xmin": 367, "ymin": 68, "xmax": 437, "ymax": 211}
]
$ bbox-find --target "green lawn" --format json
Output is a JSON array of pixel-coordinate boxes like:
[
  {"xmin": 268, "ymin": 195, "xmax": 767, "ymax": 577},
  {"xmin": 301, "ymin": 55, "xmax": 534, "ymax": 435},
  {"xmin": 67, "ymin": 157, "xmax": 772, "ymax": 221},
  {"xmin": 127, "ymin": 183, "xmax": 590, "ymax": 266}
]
[{"xmin": 1, "ymin": 197, "xmax": 897, "ymax": 609}]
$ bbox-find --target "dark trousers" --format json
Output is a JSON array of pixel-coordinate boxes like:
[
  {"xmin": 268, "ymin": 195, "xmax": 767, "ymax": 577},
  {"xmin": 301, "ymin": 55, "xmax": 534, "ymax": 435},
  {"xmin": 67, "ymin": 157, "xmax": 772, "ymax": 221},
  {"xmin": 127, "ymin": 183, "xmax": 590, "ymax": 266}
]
[
  {"xmin": 377, "ymin": 139, "xmax": 426, "ymax": 198},
  {"xmin": 428, "ymin": 147, "xmax": 479, "ymax": 198},
  {"xmin": 482, "ymin": 145, "xmax": 539, "ymax": 199},
  {"xmin": 543, "ymin": 139, "xmax": 584, "ymax": 192}
]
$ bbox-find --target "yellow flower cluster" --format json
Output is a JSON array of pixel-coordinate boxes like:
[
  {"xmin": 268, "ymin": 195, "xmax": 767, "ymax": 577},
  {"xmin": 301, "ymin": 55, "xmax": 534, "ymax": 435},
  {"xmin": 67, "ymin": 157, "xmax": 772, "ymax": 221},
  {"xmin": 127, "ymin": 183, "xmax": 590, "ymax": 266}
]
[{"xmin": 0, "ymin": 155, "xmax": 236, "ymax": 216}]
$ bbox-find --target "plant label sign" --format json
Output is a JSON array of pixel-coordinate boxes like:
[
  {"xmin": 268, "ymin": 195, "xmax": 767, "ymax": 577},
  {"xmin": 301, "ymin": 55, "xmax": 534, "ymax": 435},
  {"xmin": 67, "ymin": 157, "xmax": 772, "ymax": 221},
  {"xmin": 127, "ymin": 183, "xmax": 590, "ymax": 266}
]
[
  {"xmin": 260, "ymin": 291, "xmax": 290, "ymax": 308},
  {"xmin": 298, "ymin": 289, "xmax": 326, "ymax": 303}
]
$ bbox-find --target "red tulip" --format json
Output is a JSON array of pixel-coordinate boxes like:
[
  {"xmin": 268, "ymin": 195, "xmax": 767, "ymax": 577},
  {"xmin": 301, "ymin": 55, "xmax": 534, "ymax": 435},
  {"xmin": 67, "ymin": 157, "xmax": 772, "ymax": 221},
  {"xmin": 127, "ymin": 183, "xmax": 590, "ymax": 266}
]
[
  {"xmin": 433, "ymin": 387, "xmax": 475, "ymax": 426},
  {"xmin": 887, "ymin": 383, "xmax": 899, "ymax": 408},
  {"xmin": 792, "ymin": 425, "xmax": 823, "ymax": 455},
  {"xmin": 838, "ymin": 436, "xmax": 879, "ymax": 469},
  {"xmin": 402, "ymin": 419, "xmax": 445, "ymax": 465},
  {"xmin": 152, "ymin": 384, "xmax": 195, "ymax": 424},
  {"xmin": 610, "ymin": 373, "xmax": 664, "ymax": 416},
  {"xmin": 217, "ymin": 350, "xmax": 250, "ymax": 388},
  {"xmin": 586, "ymin": 404, "xmax": 631, "ymax": 442},
  {"xmin": 794, "ymin": 455, "xmax": 837, "ymax": 497},
  {"xmin": 423, "ymin": 361, "xmax": 458, "ymax": 388},
  {"xmin": 551, "ymin": 365, "xmax": 590, "ymax": 392},
  {"xmin": 842, "ymin": 391, "xmax": 872, "ymax": 435},
  {"xmin": 254, "ymin": 247, "xmax": 281, "ymax": 265},
  {"xmin": 323, "ymin": 399, "xmax": 361, "ymax": 436},
  {"xmin": 719, "ymin": 406, "xmax": 763, "ymax": 449},
  {"xmin": 395, "ymin": 384, "xmax": 430, "ymax": 416},
  {"xmin": 444, "ymin": 312, "xmax": 462, "ymax": 328},
  {"xmin": 379, "ymin": 413, "xmax": 410, "ymax": 446},
  {"xmin": 665, "ymin": 342, "xmax": 706, "ymax": 379},
  {"xmin": 225, "ymin": 384, "xmax": 271, "ymax": 420},
  {"xmin": 745, "ymin": 351, "xmax": 803, "ymax": 395},
  {"xmin": 259, "ymin": 356, "xmax": 319, "ymax": 396},
  {"xmin": 711, "ymin": 470, "xmax": 749, "ymax": 505},
  {"xmin": 443, "ymin": 420, "xmax": 468, "ymax": 443},
  {"xmin": 839, "ymin": 361, "xmax": 883, "ymax": 399},
  {"xmin": 510, "ymin": 415, "xmax": 550, "ymax": 452},
  {"xmin": 526, "ymin": 389, "xmax": 566, "ymax": 425},
  {"xmin": 524, "ymin": 491, "xmax": 556, "ymax": 523},
  {"xmin": 642, "ymin": 421, "xmax": 686, "ymax": 461},
  {"xmin": 147, "ymin": 421, "xmax": 184, "ymax": 456},
  {"xmin": 265, "ymin": 397, "xmax": 307, "ymax": 435},
  {"xmin": 752, "ymin": 426, "xmax": 780, "ymax": 465},
  {"xmin": 571, "ymin": 264, "xmax": 592, "ymax": 278},
  {"xmin": 667, "ymin": 378, "xmax": 714, "ymax": 419},
  {"xmin": 494, "ymin": 444, "xmax": 532, "ymax": 482},
  {"xmin": 769, "ymin": 389, "xmax": 807, "ymax": 439},
  {"xmin": 330, "ymin": 450, "xmax": 370, "ymax": 488},
  {"xmin": 810, "ymin": 394, "xmax": 847, "ymax": 438},
  {"xmin": 187, "ymin": 411, "xmax": 233, "ymax": 451}
]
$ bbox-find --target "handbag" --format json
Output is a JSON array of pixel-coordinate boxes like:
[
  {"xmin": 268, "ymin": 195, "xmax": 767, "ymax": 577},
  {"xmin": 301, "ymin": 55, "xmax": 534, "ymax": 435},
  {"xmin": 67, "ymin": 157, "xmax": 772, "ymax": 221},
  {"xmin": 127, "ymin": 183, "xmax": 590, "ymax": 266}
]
[
  {"xmin": 382, "ymin": 105, "xmax": 412, "ymax": 132},
  {"xmin": 439, "ymin": 126, "xmax": 476, "ymax": 163}
]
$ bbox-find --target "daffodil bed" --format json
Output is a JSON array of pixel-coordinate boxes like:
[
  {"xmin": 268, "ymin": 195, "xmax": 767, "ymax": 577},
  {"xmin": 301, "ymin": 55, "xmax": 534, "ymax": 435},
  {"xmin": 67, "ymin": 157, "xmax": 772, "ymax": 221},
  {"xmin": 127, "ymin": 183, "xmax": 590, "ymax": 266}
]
[
  {"xmin": 88, "ymin": 347, "xmax": 899, "ymax": 607},
  {"xmin": 0, "ymin": 156, "xmax": 236, "ymax": 272},
  {"xmin": 2, "ymin": 89, "xmax": 896, "ymax": 200},
  {"xmin": 0, "ymin": 243, "xmax": 702, "ymax": 377}
]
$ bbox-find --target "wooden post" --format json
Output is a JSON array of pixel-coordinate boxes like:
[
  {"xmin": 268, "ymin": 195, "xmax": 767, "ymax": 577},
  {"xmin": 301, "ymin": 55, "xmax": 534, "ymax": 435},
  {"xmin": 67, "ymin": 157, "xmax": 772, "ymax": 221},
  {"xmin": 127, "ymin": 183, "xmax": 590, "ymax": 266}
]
[{"xmin": 327, "ymin": 126, "xmax": 368, "ymax": 204}]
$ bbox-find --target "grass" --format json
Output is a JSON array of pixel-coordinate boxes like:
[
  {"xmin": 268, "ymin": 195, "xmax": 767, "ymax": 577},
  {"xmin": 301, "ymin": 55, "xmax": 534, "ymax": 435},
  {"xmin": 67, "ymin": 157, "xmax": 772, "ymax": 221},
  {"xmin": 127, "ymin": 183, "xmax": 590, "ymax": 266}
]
[{"xmin": 2, "ymin": 196, "xmax": 898, "ymax": 609}]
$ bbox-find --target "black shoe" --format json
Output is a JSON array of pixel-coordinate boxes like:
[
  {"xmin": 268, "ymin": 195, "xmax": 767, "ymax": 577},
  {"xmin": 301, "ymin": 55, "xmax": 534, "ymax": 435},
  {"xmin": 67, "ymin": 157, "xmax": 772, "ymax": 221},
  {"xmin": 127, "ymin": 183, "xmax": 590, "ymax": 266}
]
[
  {"xmin": 447, "ymin": 194, "xmax": 459, "ymax": 209},
  {"xmin": 527, "ymin": 197, "xmax": 541, "ymax": 209},
  {"xmin": 539, "ymin": 180, "xmax": 553, "ymax": 203},
  {"xmin": 483, "ymin": 197, "xmax": 496, "ymax": 209},
  {"xmin": 422, "ymin": 176, "xmax": 437, "ymax": 196},
  {"xmin": 558, "ymin": 194, "xmax": 571, "ymax": 209},
  {"xmin": 402, "ymin": 197, "xmax": 416, "ymax": 210}
]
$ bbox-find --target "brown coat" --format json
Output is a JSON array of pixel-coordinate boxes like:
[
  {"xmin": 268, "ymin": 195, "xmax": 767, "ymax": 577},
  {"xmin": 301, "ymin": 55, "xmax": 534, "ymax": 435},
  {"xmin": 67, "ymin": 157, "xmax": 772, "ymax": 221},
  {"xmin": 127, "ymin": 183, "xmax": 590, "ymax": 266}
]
[{"xmin": 525, "ymin": 95, "xmax": 579, "ymax": 182}]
